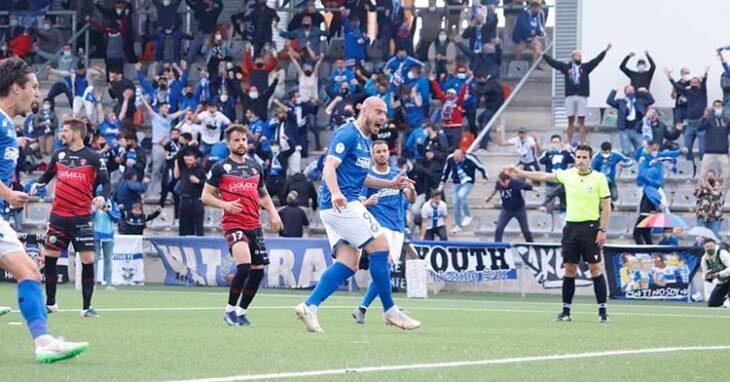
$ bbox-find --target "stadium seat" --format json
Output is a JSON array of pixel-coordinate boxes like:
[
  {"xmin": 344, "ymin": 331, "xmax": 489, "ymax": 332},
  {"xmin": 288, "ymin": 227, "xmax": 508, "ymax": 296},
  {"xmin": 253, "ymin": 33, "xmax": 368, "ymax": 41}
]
[
  {"xmin": 148, "ymin": 206, "xmax": 174, "ymax": 230},
  {"xmin": 327, "ymin": 38, "xmax": 345, "ymax": 59},
  {"xmin": 617, "ymin": 185, "xmax": 642, "ymax": 211},
  {"xmin": 601, "ymin": 108, "xmax": 618, "ymax": 127},
  {"xmin": 204, "ymin": 207, "xmax": 221, "ymax": 230},
  {"xmin": 260, "ymin": 209, "xmax": 271, "ymax": 232},
  {"xmin": 606, "ymin": 214, "xmax": 629, "ymax": 239},
  {"xmin": 669, "ymin": 159, "xmax": 695, "ymax": 181},
  {"xmin": 366, "ymin": 39, "xmax": 384, "ymax": 61},
  {"xmin": 587, "ymin": 133, "xmax": 611, "ymax": 150},
  {"xmin": 24, "ymin": 203, "xmax": 51, "ymax": 226},
  {"xmin": 504, "ymin": 215, "xmax": 523, "ymax": 234},
  {"xmin": 308, "ymin": 210, "xmax": 326, "ymax": 234},
  {"xmin": 669, "ymin": 187, "xmax": 695, "ymax": 211},
  {"xmin": 524, "ymin": 190, "xmax": 544, "ymax": 208},
  {"xmin": 475, "ymin": 211, "xmax": 501, "ymax": 236},
  {"xmin": 617, "ymin": 163, "xmax": 638, "ymax": 181},
  {"xmin": 285, "ymin": 62, "xmax": 298, "ymax": 81},
  {"xmin": 318, "ymin": 61, "xmax": 331, "ymax": 81},
  {"xmin": 657, "ymin": 108, "xmax": 674, "ymax": 126},
  {"xmin": 506, "ymin": 60, "xmax": 529, "ymax": 79},
  {"xmin": 584, "ymin": 108, "xmax": 602, "ymax": 127},
  {"xmin": 527, "ymin": 212, "xmax": 553, "ymax": 236}
]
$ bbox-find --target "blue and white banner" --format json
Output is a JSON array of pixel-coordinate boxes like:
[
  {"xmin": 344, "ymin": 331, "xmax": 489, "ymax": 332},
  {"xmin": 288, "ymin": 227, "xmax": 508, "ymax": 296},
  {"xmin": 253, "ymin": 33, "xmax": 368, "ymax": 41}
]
[
  {"xmin": 149, "ymin": 237, "xmax": 518, "ymax": 288},
  {"xmin": 0, "ymin": 233, "xmax": 69, "ymax": 284},
  {"xmin": 603, "ymin": 246, "xmax": 703, "ymax": 301},
  {"xmin": 512, "ymin": 243, "xmax": 594, "ymax": 289},
  {"xmin": 106, "ymin": 235, "xmax": 145, "ymax": 286},
  {"xmin": 410, "ymin": 240, "xmax": 517, "ymax": 283}
]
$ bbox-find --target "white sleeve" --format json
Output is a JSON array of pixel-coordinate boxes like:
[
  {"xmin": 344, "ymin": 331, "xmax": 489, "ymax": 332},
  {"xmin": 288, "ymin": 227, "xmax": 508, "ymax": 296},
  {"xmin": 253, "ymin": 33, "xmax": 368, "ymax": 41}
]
[
  {"xmin": 440, "ymin": 202, "xmax": 448, "ymax": 217},
  {"xmin": 421, "ymin": 203, "xmax": 430, "ymax": 219},
  {"xmin": 719, "ymin": 251, "xmax": 730, "ymax": 278}
]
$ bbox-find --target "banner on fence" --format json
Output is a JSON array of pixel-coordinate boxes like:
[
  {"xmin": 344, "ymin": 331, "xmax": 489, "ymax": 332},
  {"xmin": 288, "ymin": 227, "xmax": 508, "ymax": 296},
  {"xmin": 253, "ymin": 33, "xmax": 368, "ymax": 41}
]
[
  {"xmin": 0, "ymin": 233, "xmax": 69, "ymax": 284},
  {"xmin": 512, "ymin": 243, "xmax": 593, "ymax": 289},
  {"xmin": 603, "ymin": 246, "xmax": 703, "ymax": 300},
  {"xmin": 410, "ymin": 240, "xmax": 517, "ymax": 283},
  {"xmin": 96, "ymin": 235, "xmax": 145, "ymax": 286},
  {"xmin": 150, "ymin": 237, "xmax": 517, "ymax": 288}
]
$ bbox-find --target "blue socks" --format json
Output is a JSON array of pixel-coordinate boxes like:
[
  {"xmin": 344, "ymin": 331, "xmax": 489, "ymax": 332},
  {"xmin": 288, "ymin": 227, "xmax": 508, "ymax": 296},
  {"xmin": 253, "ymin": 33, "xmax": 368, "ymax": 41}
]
[
  {"xmin": 17, "ymin": 280, "xmax": 48, "ymax": 339},
  {"xmin": 360, "ymin": 281, "xmax": 379, "ymax": 309},
  {"xmin": 369, "ymin": 251, "xmax": 395, "ymax": 311},
  {"xmin": 305, "ymin": 261, "xmax": 354, "ymax": 307}
]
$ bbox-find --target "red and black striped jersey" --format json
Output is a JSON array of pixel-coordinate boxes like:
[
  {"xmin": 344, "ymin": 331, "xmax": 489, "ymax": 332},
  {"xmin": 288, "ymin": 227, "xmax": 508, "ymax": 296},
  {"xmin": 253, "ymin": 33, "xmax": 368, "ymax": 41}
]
[
  {"xmin": 206, "ymin": 157, "xmax": 265, "ymax": 231},
  {"xmin": 38, "ymin": 147, "xmax": 111, "ymax": 217}
]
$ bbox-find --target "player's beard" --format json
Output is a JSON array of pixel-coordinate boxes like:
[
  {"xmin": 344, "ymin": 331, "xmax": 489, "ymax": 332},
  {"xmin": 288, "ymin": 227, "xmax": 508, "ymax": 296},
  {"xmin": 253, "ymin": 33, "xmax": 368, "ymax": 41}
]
[
  {"xmin": 374, "ymin": 156, "xmax": 388, "ymax": 166},
  {"xmin": 231, "ymin": 146, "xmax": 246, "ymax": 157}
]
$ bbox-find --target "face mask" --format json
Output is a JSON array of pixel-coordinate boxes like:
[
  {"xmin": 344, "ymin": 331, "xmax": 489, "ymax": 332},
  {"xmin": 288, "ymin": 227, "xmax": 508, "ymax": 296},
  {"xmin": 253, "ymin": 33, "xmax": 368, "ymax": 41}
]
[
  {"xmin": 304, "ymin": 69, "xmax": 313, "ymax": 76},
  {"xmin": 340, "ymin": 88, "xmax": 349, "ymax": 95},
  {"xmin": 709, "ymin": 179, "xmax": 717, "ymax": 187},
  {"xmin": 573, "ymin": 59, "xmax": 581, "ymax": 65},
  {"xmin": 159, "ymin": 84, "xmax": 167, "ymax": 90},
  {"xmin": 457, "ymin": 73, "xmax": 466, "ymax": 79},
  {"xmin": 63, "ymin": 50, "xmax": 72, "ymax": 57},
  {"xmin": 715, "ymin": 108, "xmax": 723, "ymax": 117},
  {"xmin": 99, "ymin": 142, "xmax": 107, "ymax": 148},
  {"xmin": 344, "ymin": 110, "xmax": 354, "ymax": 117},
  {"xmin": 691, "ymin": 84, "xmax": 700, "ymax": 90},
  {"xmin": 681, "ymin": 74, "xmax": 690, "ymax": 82},
  {"xmin": 626, "ymin": 91, "xmax": 634, "ymax": 98},
  {"xmin": 428, "ymin": 6, "xmax": 436, "ymax": 11},
  {"xmin": 42, "ymin": 104, "xmax": 51, "ymax": 110},
  {"xmin": 163, "ymin": 0, "xmax": 171, "ymax": 6},
  {"xmin": 637, "ymin": 64, "xmax": 647, "ymax": 73},
  {"xmin": 116, "ymin": 8, "xmax": 124, "ymax": 15},
  {"xmin": 249, "ymin": 91, "xmax": 259, "ymax": 99},
  {"xmin": 43, "ymin": 24, "xmax": 51, "ymax": 30},
  {"xmin": 407, "ymin": 72, "xmax": 416, "ymax": 80},
  {"xmin": 302, "ymin": 24, "xmax": 311, "ymax": 28},
  {"xmin": 438, "ymin": 34, "xmax": 447, "ymax": 43},
  {"xmin": 294, "ymin": 97, "xmax": 301, "ymax": 105},
  {"xmin": 9, "ymin": 20, "xmax": 17, "ymax": 27},
  {"xmin": 185, "ymin": 91, "xmax": 193, "ymax": 97},
  {"xmin": 226, "ymin": 62, "xmax": 233, "ymax": 69},
  {"xmin": 601, "ymin": 152, "xmax": 610, "ymax": 159},
  {"xmin": 707, "ymin": 249, "xmax": 716, "ymax": 255},
  {"xmin": 215, "ymin": 34, "xmax": 222, "ymax": 41},
  {"xmin": 256, "ymin": 63, "xmax": 264, "ymax": 69},
  {"xmin": 31, "ymin": 106, "xmax": 39, "ymax": 114},
  {"xmin": 220, "ymin": 95, "xmax": 228, "ymax": 102},
  {"xmin": 1, "ymin": 45, "xmax": 6, "ymax": 51}
]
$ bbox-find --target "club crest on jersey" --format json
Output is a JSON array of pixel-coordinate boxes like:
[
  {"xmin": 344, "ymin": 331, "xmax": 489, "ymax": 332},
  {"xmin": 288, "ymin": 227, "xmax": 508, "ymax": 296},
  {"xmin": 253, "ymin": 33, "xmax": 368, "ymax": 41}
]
[
  {"xmin": 223, "ymin": 163, "xmax": 232, "ymax": 173},
  {"xmin": 59, "ymin": 152, "xmax": 66, "ymax": 160},
  {"xmin": 80, "ymin": 158, "xmax": 87, "ymax": 166},
  {"xmin": 251, "ymin": 168, "xmax": 258, "ymax": 176},
  {"xmin": 335, "ymin": 142, "xmax": 345, "ymax": 154}
]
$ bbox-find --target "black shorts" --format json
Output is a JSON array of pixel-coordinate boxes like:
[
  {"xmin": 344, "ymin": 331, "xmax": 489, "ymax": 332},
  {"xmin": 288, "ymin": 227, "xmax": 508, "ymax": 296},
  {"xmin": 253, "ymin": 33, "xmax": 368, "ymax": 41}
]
[
  {"xmin": 561, "ymin": 221, "xmax": 602, "ymax": 264},
  {"xmin": 225, "ymin": 227, "xmax": 270, "ymax": 266},
  {"xmin": 45, "ymin": 213, "xmax": 95, "ymax": 253}
]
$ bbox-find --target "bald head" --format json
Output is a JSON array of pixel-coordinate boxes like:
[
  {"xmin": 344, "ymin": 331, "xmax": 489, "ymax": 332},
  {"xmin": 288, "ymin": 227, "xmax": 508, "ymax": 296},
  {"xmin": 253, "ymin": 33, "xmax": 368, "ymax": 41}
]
[
  {"xmin": 358, "ymin": 96, "xmax": 388, "ymax": 135},
  {"xmin": 454, "ymin": 149, "xmax": 465, "ymax": 162}
]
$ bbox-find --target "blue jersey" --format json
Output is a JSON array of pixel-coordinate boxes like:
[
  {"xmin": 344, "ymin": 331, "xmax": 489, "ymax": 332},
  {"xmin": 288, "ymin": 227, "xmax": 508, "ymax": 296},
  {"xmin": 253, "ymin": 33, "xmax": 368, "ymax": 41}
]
[
  {"xmin": 360, "ymin": 167, "xmax": 406, "ymax": 232},
  {"xmin": 319, "ymin": 123, "xmax": 372, "ymax": 210},
  {"xmin": 0, "ymin": 108, "xmax": 18, "ymax": 205}
]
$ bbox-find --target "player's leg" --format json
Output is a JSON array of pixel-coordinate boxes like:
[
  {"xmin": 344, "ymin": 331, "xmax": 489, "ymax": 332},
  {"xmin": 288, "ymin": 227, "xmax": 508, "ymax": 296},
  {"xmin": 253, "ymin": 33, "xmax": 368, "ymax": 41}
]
[
  {"xmin": 707, "ymin": 282, "xmax": 730, "ymax": 307},
  {"xmin": 0, "ymin": 249, "xmax": 89, "ymax": 363},
  {"xmin": 354, "ymin": 229, "xmax": 398, "ymax": 324},
  {"xmin": 556, "ymin": 224, "xmax": 580, "ymax": 322},
  {"xmin": 237, "ymin": 229, "xmax": 269, "ymax": 326},
  {"xmin": 225, "ymin": 230, "xmax": 252, "ymax": 326},
  {"xmin": 78, "ymin": 251, "xmax": 98, "ymax": 317},
  {"xmin": 589, "ymin": 262, "xmax": 609, "ymax": 322},
  {"xmin": 581, "ymin": 223, "xmax": 609, "ymax": 322},
  {"xmin": 44, "ymin": 217, "xmax": 71, "ymax": 312}
]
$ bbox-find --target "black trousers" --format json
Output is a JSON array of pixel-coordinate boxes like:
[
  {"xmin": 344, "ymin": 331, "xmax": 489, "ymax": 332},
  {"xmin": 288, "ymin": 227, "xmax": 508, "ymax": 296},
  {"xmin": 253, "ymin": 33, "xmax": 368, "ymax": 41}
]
[
  {"xmin": 633, "ymin": 193, "xmax": 655, "ymax": 245},
  {"xmin": 179, "ymin": 197, "xmax": 204, "ymax": 236},
  {"xmin": 424, "ymin": 226, "xmax": 448, "ymax": 241},
  {"xmin": 708, "ymin": 282, "xmax": 730, "ymax": 307},
  {"xmin": 495, "ymin": 207, "xmax": 534, "ymax": 243}
]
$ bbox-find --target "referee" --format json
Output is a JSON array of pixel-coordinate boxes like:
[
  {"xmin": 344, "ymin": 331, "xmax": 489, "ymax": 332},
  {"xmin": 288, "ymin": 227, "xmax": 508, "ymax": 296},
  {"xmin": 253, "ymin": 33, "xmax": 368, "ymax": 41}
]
[{"xmin": 506, "ymin": 144, "xmax": 612, "ymax": 323}]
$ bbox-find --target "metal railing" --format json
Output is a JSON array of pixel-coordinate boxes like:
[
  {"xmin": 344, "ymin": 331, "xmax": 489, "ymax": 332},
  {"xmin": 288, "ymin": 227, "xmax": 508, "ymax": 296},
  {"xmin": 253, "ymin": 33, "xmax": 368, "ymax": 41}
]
[{"xmin": 466, "ymin": 35, "xmax": 554, "ymax": 153}]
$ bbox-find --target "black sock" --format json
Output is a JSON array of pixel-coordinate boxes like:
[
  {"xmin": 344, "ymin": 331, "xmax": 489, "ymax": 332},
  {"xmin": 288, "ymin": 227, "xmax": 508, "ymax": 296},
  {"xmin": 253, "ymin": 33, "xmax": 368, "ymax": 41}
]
[
  {"xmin": 358, "ymin": 306, "xmax": 367, "ymax": 314},
  {"xmin": 562, "ymin": 276, "xmax": 576, "ymax": 315},
  {"xmin": 228, "ymin": 264, "xmax": 250, "ymax": 306},
  {"xmin": 593, "ymin": 274, "xmax": 608, "ymax": 317},
  {"xmin": 239, "ymin": 268, "xmax": 264, "ymax": 311},
  {"xmin": 82, "ymin": 263, "xmax": 95, "ymax": 310},
  {"xmin": 44, "ymin": 256, "xmax": 58, "ymax": 306}
]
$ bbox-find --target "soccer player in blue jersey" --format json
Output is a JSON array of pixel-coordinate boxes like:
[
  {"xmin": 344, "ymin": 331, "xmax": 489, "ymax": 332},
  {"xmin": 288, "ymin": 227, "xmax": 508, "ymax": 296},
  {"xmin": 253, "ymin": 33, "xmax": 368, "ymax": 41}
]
[
  {"xmin": 295, "ymin": 97, "xmax": 421, "ymax": 332},
  {"xmin": 351, "ymin": 140, "xmax": 416, "ymax": 324},
  {"xmin": 0, "ymin": 57, "xmax": 89, "ymax": 363}
]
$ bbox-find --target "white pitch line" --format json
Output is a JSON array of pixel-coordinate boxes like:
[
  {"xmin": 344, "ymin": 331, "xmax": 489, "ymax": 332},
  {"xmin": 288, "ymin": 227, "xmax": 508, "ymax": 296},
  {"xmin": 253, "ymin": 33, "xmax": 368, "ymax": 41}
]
[
  {"xmin": 164, "ymin": 345, "xmax": 730, "ymax": 382},
  {"xmin": 5, "ymin": 305, "xmax": 726, "ymax": 320}
]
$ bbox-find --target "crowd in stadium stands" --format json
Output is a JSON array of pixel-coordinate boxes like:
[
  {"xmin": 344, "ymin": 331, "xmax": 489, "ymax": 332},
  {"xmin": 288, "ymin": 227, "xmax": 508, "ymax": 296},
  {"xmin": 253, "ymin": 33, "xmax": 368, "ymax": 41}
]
[{"xmin": 2, "ymin": 0, "xmax": 729, "ymax": 250}]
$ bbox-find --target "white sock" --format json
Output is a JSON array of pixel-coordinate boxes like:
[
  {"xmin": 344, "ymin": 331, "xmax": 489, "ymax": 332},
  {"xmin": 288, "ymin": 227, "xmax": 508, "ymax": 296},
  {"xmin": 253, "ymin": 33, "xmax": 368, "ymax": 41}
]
[
  {"xmin": 235, "ymin": 306, "xmax": 247, "ymax": 316},
  {"xmin": 34, "ymin": 334, "xmax": 54, "ymax": 348},
  {"xmin": 225, "ymin": 304, "xmax": 236, "ymax": 313},
  {"xmin": 384, "ymin": 306, "xmax": 399, "ymax": 316}
]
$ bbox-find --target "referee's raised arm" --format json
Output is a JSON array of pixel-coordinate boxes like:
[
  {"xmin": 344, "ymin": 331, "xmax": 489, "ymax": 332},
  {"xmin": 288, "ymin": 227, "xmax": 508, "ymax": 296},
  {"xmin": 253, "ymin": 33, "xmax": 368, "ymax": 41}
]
[{"xmin": 504, "ymin": 165, "xmax": 558, "ymax": 183}]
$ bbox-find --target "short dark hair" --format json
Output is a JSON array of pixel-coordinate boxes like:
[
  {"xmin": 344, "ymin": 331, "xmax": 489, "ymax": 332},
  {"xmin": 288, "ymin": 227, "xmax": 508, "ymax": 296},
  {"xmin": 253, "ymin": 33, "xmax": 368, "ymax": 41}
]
[
  {"xmin": 498, "ymin": 172, "xmax": 510, "ymax": 181},
  {"xmin": 396, "ymin": 157, "xmax": 408, "ymax": 167},
  {"xmin": 63, "ymin": 117, "xmax": 88, "ymax": 140},
  {"xmin": 575, "ymin": 144, "xmax": 593, "ymax": 157},
  {"xmin": 180, "ymin": 132, "xmax": 193, "ymax": 141},
  {"xmin": 705, "ymin": 237, "xmax": 716, "ymax": 244},
  {"xmin": 0, "ymin": 57, "xmax": 34, "ymax": 98},
  {"xmin": 713, "ymin": 99, "xmax": 724, "ymax": 106},
  {"xmin": 225, "ymin": 124, "xmax": 247, "ymax": 142},
  {"xmin": 372, "ymin": 139, "xmax": 388, "ymax": 148},
  {"xmin": 600, "ymin": 141, "xmax": 612, "ymax": 151},
  {"xmin": 550, "ymin": 134, "xmax": 562, "ymax": 141}
]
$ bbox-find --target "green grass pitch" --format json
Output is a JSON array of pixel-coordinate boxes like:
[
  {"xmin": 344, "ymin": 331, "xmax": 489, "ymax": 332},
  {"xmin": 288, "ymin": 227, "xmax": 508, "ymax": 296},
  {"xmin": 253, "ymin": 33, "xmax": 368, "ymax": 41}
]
[{"xmin": 0, "ymin": 285, "xmax": 728, "ymax": 381}]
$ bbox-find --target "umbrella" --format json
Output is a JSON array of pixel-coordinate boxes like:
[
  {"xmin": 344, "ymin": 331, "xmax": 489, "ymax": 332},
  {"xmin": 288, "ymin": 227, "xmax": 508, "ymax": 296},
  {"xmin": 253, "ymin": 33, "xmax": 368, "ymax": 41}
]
[
  {"xmin": 686, "ymin": 226, "xmax": 719, "ymax": 241},
  {"xmin": 637, "ymin": 213, "xmax": 689, "ymax": 231}
]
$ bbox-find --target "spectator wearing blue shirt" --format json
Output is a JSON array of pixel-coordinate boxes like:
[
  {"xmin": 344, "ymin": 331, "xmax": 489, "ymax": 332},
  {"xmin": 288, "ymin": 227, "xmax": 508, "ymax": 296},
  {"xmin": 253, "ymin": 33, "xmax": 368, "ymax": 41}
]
[
  {"xmin": 384, "ymin": 48, "xmax": 425, "ymax": 85},
  {"xmin": 461, "ymin": 10, "xmax": 498, "ymax": 55},
  {"xmin": 93, "ymin": 198, "xmax": 120, "ymax": 289},
  {"xmin": 591, "ymin": 141, "xmax": 633, "ymax": 203},
  {"xmin": 485, "ymin": 172, "xmax": 535, "ymax": 243},
  {"xmin": 280, "ymin": 15, "xmax": 325, "ymax": 57},
  {"xmin": 658, "ymin": 228, "xmax": 679, "ymax": 246},
  {"xmin": 329, "ymin": 59, "xmax": 356, "ymax": 97},
  {"xmin": 666, "ymin": 66, "xmax": 710, "ymax": 160},
  {"xmin": 453, "ymin": 35, "xmax": 502, "ymax": 80},
  {"xmin": 512, "ymin": 2, "xmax": 544, "ymax": 65},
  {"xmin": 404, "ymin": 65, "xmax": 431, "ymax": 115},
  {"xmin": 115, "ymin": 171, "xmax": 149, "ymax": 213},
  {"xmin": 391, "ymin": 86, "xmax": 424, "ymax": 133},
  {"xmin": 99, "ymin": 111, "xmax": 121, "ymax": 149},
  {"xmin": 343, "ymin": 15, "xmax": 368, "ymax": 66},
  {"xmin": 606, "ymin": 86, "xmax": 655, "ymax": 156},
  {"xmin": 152, "ymin": 0, "xmax": 186, "ymax": 62}
]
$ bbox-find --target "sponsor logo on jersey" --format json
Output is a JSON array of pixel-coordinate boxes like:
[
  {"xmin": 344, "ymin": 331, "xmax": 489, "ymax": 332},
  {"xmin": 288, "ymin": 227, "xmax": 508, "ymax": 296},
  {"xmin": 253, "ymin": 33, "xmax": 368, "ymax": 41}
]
[
  {"xmin": 335, "ymin": 143, "xmax": 345, "ymax": 154},
  {"xmin": 3, "ymin": 147, "xmax": 18, "ymax": 162},
  {"xmin": 223, "ymin": 163, "xmax": 232, "ymax": 173},
  {"xmin": 356, "ymin": 157, "xmax": 370, "ymax": 168},
  {"xmin": 58, "ymin": 171, "xmax": 89, "ymax": 182},
  {"xmin": 80, "ymin": 158, "xmax": 87, "ymax": 166},
  {"xmin": 59, "ymin": 152, "xmax": 66, "ymax": 160},
  {"xmin": 227, "ymin": 180, "xmax": 258, "ymax": 193}
]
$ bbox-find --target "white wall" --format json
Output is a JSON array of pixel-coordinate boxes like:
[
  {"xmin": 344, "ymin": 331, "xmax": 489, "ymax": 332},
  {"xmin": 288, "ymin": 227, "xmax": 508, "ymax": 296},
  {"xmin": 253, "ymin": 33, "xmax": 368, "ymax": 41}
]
[{"xmin": 580, "ymin": 0, "xmax": 730, "ymax": 108}]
